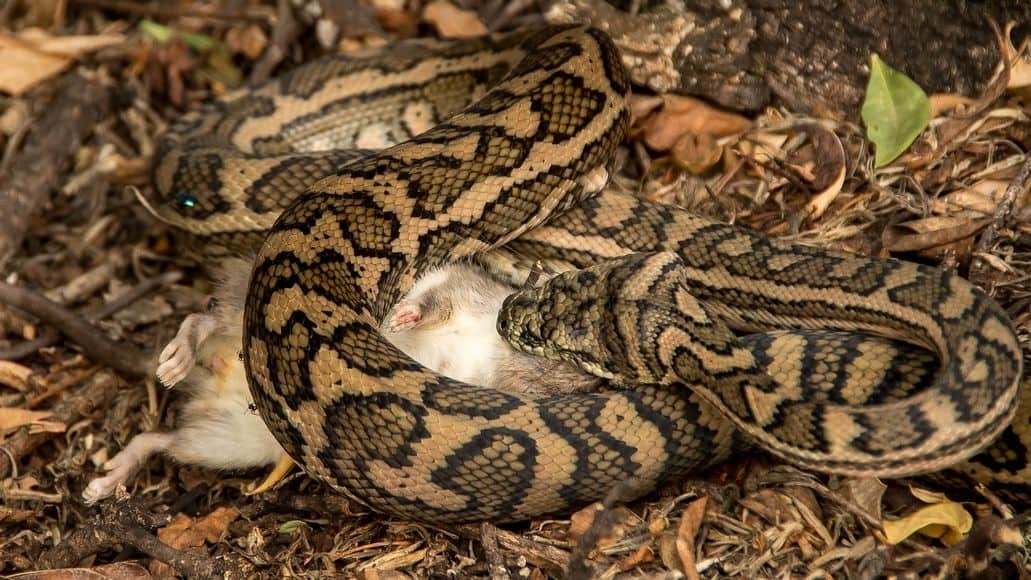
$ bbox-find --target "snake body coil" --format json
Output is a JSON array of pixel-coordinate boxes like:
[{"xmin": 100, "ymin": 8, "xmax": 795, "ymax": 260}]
[{"xmin": 152, "ymin": 26, "xmax": 1027, "ymax": 522}]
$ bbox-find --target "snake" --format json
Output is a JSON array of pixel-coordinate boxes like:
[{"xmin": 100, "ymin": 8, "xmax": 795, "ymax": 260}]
[{"xmin": 149, "ymin": 25, "xmax": 1027, "ymax": 523}]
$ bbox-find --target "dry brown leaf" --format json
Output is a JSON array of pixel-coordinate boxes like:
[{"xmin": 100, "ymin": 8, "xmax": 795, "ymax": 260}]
[
  {"xmin": 657, "ymin": 531, "xmax": 680, "ymax": 572},
  {"xmin": 618, "ymin": 545, "xmax": 654, "ymax": 572},
  {"xmin": 973, "ymin": 251, "xmax": 1014, "ymax": 273},
  {"xmin": 787, "ymin": 125, "xmax": 846, "ymax": 219},
  {"xmin": 151, "ymin": 38, "xmax": 195, "ymax": 106},
  {"xmin": 0, "ymin": 29, "xmax": 126, "ymax": 95},
  {"xmin": 152, "ymin": 507, "xmax": 241, "ymax": 577},
  {"xmin": 736, "ymin": 131, "xmax": 790, "ymax": 165},
  {"xmin": 568, "ymin": 502, "xmax": 633, "ymax": 551},
  {"xmin": 675, "ymin": 497, "xmax": 707, "ymax": 580},
  {"xmin": 671, "ymin": 132, "xmax": 722, "ymax": 174},
  {"xmin": 359, "ymin": 570, "xmax": 416, "ymax": 580},
  {"xmin": 908, "ymin": 485, "xmax": 950, "ymax": 504},
  {"xmin": 882, "ymin": 216, "xmax": 992, "ymax": 253},
  {"xmin": 6, "ymin": 562, "xmax": 152, "ymax": 579},
  {"xmin": 647, "ymin": 513, "xmax": 668, "ymax": 537},
  {"xmin": 16, "ymin": 28, "xmax": 126, "ymax": 58},
  {"xmin": 629, "ymin": 94, "xmax": 664, "ymax": 123},
  {"xmin": 0, "ymin": 35, "xmax": 70, "ymax": 95},
  {"xmin": 933, "ymin": 181, "xmax": 1011, "ymax": 217},
  {"xmin": 17, "ymin": 474, "xmax": 40, "ymax": 490},
  {"xmin": 782, "ymin": 488, "xmax": 832, "ymax": 550},
  {"xmin": 1000, "ymin": 22, "xmax": 1031, "ymax": 92},
  {"xmin": 0, "ymin": 100, "xmax": 27, "ymax": 135},
  {"xmin": 739, "ymin": 489, "xmax": 798, "ymax": 527},
  {"xmin": 841, "ymin": 477, "xmax": 886, "ymax": 523},
  {"xmin": 568, "ymin": 501, "xmax": 602, "ymax": 546},
  {"xmin": 158, "ymin": 506, "xmax": 240, "ymax": 550},
  {"xmin": 0, "ymin": 361, "xmax": 33, "ymax": 391},
  {"xmin": 640, "ymin": 95, "xmax": 751, "ymax": 152},
  {"xmin": 356, "ymin": 541, "xmax": 426, "ymax": 573},
  {"xmin": 225, "ymin": 24, "xmax": 268, "ymax": 60},
  {"xmin": 0, "ymin": 408, "xmax": 53, "ymax": 431},
  {"xmin": 0, "ymin": 505, "xmax": 37, "ymax": 525},
  {"xmin": 374, "ymin": 0, "xmax": 419, "ymax": 37},
  {"xmin": 422, "ymin": 1, "xmax": 487, "ymax": 39},
  {"xmin": 782, "ymin": 486, "xmax": 823, "ymax": 521}
]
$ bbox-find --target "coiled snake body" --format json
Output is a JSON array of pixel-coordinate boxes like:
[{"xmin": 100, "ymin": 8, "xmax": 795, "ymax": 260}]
[{"xmin": 152, "ymin": 26, "xmax": 1027, "ymax": 522}]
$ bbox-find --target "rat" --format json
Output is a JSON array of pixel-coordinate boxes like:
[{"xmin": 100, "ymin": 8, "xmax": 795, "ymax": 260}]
[
  {"xmin": 84, "ymin": 260, "xmax": 598, "ymax": 503},
  {"xmin": 83, "ymin": 258, "xmax": 290, "ymax": 504}
]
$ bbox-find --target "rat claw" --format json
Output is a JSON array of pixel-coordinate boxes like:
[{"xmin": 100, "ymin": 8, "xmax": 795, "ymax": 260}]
[{"xmin": 246, "ymin": 454, "xmax": 295, "ymax": 495}]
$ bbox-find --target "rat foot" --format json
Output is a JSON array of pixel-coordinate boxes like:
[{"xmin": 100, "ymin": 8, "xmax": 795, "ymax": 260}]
[
  {"xmin": 382, "ymin": 300, "xmax": 423, "ymax": 333},
  {"xmin": 157, "ymin": 312, "xmax": 219, "ymax": 387},
  {"xmin": 83, "ymin": 432, "xmax": 174, "ymax": 504}
]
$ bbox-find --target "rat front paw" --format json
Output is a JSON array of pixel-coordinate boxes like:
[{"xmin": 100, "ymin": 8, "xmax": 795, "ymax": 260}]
[{"xmin": 382, "ymin": 300, "xmax": 423, "ymax": 333}]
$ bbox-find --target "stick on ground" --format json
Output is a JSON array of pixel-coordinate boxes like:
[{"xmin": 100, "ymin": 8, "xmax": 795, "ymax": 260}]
[
  {"xmin": 0, "ymin": 281, "xmax": 149, "ymax": 377},
  {"xmin": 0, "ymin": 73, "xmax": 114, "ymax": 270}
]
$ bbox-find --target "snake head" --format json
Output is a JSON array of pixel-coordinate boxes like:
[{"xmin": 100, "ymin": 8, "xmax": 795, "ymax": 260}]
[
  {"xmin": 497, "ymin": 290, "xmax": 546, "ymax": 355},
  {"xmin": 498, "ymin": 273, "xmax": 618, "ymax": 381}
]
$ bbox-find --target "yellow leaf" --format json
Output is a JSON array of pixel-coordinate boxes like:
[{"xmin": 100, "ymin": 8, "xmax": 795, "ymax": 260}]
[{"xmin": 881, "ymin": 501, "xmax": 972, "ymax": 546}]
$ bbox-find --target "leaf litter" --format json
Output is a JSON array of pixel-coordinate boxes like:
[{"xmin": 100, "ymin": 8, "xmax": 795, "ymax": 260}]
[{"xmin": 0, "ymin": 1, "xmax": 1028, "ymax": 577}]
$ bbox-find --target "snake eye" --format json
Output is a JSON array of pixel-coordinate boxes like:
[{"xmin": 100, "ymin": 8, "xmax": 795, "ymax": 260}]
[
  {"xmin": 175, "ymin": 193, "xmax": 198, "ymax": 211},
  {"xmin": 497, "ymin": 318, "xmax": 509, "ymax": 334}
]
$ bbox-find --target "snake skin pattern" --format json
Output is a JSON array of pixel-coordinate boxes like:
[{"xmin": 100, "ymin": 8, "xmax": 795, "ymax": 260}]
[
  {"xmin": 500, "ymin": 250, "xmax": 1019, "ymax": 474},
  {"xmin": 151, "ymin": 26, "xmax": 1027, "ymax": 522}
]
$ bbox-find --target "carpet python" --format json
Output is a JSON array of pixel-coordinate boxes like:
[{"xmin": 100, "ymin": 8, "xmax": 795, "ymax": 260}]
[{"xmin": 150, "ymin": 25, "xmax": 1027, "ymax": 522}]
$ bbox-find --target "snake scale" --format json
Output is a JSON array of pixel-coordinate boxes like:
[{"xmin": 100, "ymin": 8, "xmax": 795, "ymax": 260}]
[{"xmin": 151, "ymin": 26, "xmax": 1027, "ymax": 522}]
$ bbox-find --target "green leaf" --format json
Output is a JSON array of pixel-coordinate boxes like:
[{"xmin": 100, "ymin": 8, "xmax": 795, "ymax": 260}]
[
  {"xmin": 861, "ymin": 54, "xmax": 930, "ymax": 168},
  {"xmin": 277, "ymin": 520, "xmax": 311, "ymax": 534},
  {"xmin": 139, "ymin": 19, "xmax": 216, "ymax": 52}
]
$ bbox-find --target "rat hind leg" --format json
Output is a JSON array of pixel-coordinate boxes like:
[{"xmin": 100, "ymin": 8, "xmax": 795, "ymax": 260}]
[{"xmin": 82, "ymin": 432, "xmax": 175, "ymax": 504}]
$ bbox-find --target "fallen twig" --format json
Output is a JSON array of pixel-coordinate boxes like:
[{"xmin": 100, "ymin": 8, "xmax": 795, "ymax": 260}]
[
  {"xmin": 0, "ymin": 73, "xmax": 113, "ymax": 270},
  {"xmin": 248, "ymin": 0, "xmax": 300, "ymax": 84},
  {"xmin": 0, "ymin": 270, "xmax": 182, "ymax": 361},
  {"xmin": 0, "ymin": 281, "xmax": 149, "ymax": 377},
  {"xmin": 37, "ymin": 492, "xmax": 244, "ymax": 577},
  {"xmin": 480, "ymin": 522, "xmax": 511, "ymax": 580},
  {"xmin": 456, "ymin": 524, "xmax": 570, "ymax": 578},
  {"xmin": 72, "ymin": 0, "xmax": 271, "ymax": 22},
  {"xmin": 969, "ymin": 153, "xmax": 1031, "ymax": 286}
]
